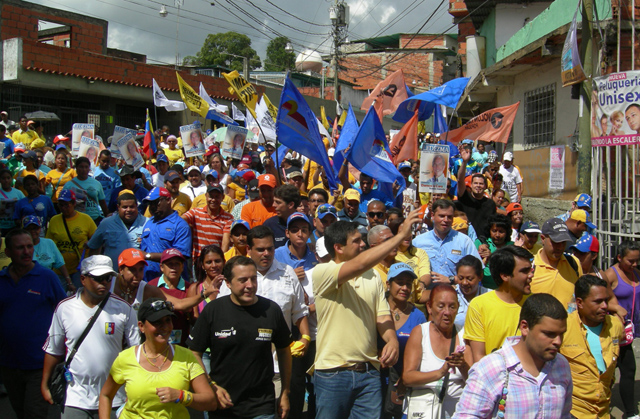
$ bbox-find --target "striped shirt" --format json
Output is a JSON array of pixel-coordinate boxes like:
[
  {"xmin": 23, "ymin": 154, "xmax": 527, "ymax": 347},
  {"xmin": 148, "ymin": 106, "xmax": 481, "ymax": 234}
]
[
  {"xmin": 182, "ymin": 207, "xmax": 233, "ymax": 258},
  {"xmin": 453, "ymin": 337, "xmax": 573, "ymax": 419}
]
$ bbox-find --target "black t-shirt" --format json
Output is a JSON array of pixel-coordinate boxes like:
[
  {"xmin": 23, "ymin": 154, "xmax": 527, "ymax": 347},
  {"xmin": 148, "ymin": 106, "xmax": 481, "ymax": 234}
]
[
  {"xmin": 455, "ymin": 190, "xmax": 496, "ymax": 238},
  {"xmin": 263, "ymin": 215, "xmax": 287, "ymax": 248},
  {"xmin": 188, "ymin": 295, "xmax": 292, "ymax": 418}
]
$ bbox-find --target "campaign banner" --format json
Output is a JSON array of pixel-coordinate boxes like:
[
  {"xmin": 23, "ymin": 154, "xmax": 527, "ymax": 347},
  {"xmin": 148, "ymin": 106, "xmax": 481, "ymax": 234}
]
[
  {"xmin": 221, "ymin": 125, "xmax": 248, "ymax": 160},
  {"xmin": 78, "ymin": 136, "xmax": 101, "ymax": 165},
  {"xmin": 591, "ymin": 70, "xmax": 640, "ymax": 146},
  {"xmin": 561, "ymin": 2, "xmax": 586, "ymax": 87},
  {"xmin": 112, "ymin": 126, "xmax": 136, "ymax": 146},
  {"xmin": 116, "ymin": 132, "xmax": 143, "ymax": 169},
  {"xmin": 180, "ymin": 124, "xmax": 205, "ymax": 157},
  {"xmin": 549, "ymin": 145, "xmax": 565, "ymax": 190},
  {"xmin": 72, "ymin": 123, "xmax": 94, "ymax": 155},
  {"xmin": 223, "ymin": 70, "xmax": 259, "ymax": 119},
  {"xmin": 441, "ymin": 102, "xmax": 519, "ymax": 144},
  {"xmin": 419, "ymin": 143, "xmax": 450, "ymax": 194}
]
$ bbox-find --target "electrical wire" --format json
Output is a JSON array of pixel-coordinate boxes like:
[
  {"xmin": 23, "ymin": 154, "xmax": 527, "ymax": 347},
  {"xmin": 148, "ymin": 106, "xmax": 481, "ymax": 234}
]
[{"xmin": 263, "ymin": 0, "xmax": 332, "ymax": 27}]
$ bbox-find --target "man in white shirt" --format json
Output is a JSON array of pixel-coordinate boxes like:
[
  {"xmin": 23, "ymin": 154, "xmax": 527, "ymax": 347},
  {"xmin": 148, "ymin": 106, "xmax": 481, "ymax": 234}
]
[
  {"xmin": 41, "ymin": 255, "xmax": 139, "ymax": 417},
  {"xmin": 180, "ymin": 166, "xmax": 207, "ymax": 200},
  {"xmin": 498, "ymin": 152, "xmax": 523, "ymax": 203}
]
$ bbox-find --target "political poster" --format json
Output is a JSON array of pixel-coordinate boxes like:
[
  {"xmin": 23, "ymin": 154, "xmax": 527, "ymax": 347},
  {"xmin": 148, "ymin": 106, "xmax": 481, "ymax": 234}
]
[
  {"xmin": 223, "ymin": 70, "xmax": 259, "ymax": 118},
  {"xmin": 221, "ymin": 125, "xmax": 248, "ymax": 160},
  {"xmin": 180, "ymin": 124, "xmax": 205, "ymax": 157},
  {"xmin": 591, "ymin": 70, "xmax": 640, "ymax": 146},
  {"xmin": 549, "ymin": 145, "xmax": 565, "ymax": 190},
  {"xmin": 419, "ymin": 143, "xmax": 450, "ymax": 194},
  {"xmin": 78, "ymin": 136, "xmax": 101, "ymax": 166},
  {"xmin": 71, "ymin": 123, "xmax": 94, "ymax": 155},
  {"xmin": 561, "ymin": 2, "xmax": 586, "ymax": 87},
  {"xmin": 116, "ymin": 132, "xmax": 143, "ymax": 169}
]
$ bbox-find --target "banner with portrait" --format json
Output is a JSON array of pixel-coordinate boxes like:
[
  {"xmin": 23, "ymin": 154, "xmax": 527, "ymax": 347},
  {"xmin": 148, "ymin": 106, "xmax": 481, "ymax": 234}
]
[
  {"xmin": 419, "ymin": 143, "xmax": 450, "ymax": 194},
  {"xmin": 221, "ymin": 125, "xmax": 248, "ymax": 160},
  {"xmin": 116, "ymin": 132, "xmax": 143, "ymax": 169},
  {"xmin": 591, "ymin": 70, "xmax": 640, "ymax": 146},
  {"xmin": 180, "ymin": 124, "xmax": 205, "ymax": 157},
  {"xmin": 72, "ymin": 123, "xmax": 94, "ymax": 155},
  {"xmin": 78, "ymin": 136, "xmax": 101, "ymax": 166}
]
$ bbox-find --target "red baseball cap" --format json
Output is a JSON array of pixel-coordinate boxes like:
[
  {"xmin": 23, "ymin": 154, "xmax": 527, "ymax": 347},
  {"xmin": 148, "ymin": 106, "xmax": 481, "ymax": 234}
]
[
  {"xmin": 160, "ymin": 248, "xmax": 185, "ymax": 264},
  {"xmin": 118, "ymin": 248, "xmax": 147, "ymax": 268},
  {"xmin": 53, "ymin": 134, "xmax": 69, "ymax": 144},
  {"xmin": 506, "ymin": 202, "xmax": 523, "ymax": 214}
]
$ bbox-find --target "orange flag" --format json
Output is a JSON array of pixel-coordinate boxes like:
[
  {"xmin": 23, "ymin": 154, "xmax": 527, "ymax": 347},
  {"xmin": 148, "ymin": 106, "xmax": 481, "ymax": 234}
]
[
  {"xmin": 441, "ymin": 102, "xmax": 520, "ymax": 144},
  {"xmin": 360, "ymin": 69, "xmax": 409, "ymax": 121},
  {"xmin": 389, "ymin": 109, "xmax": 419, "ymax": 164}
]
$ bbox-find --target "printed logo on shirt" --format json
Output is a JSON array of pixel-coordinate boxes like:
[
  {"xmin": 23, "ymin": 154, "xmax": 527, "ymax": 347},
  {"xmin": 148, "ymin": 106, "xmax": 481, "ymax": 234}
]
[
  {"xmin": 256, "ymin": 328, "xmax": 272, "ymax": 342},
  {"xmin": 451, "ymin": 249, "xmax": 462, "ymax": 255},
  {"xmin": 215, "ymin": 327, "xmax": 236, "ymax": 338},
  {"xmin": 34, "ymin": 202, "xmax": 45, "ymax": 211},
  {"xmin": 27, "ymin": 289, "xmax": 41, "ymax": 295},
  {"xmin": 105, "ymin": 322, "xmax": 116, "ymax": 335}
]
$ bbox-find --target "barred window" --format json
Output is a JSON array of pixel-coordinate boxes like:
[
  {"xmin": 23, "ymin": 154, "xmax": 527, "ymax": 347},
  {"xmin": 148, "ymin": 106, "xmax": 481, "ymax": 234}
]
[{"xmin": 523, "ymin": 83, "xmax": 556, "ymax": 148}]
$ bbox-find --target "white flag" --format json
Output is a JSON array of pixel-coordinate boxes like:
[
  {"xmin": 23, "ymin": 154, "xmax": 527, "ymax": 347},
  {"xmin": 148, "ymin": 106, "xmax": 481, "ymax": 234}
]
[
  {"xmin": 198, "ymin": 83, "xmax": 229, "ymax": 114},
  {"xmin": 245, "ymin": 110, "xmax": 260, "ymax": 144},
  {"xmin": 232, "ymin": 103, "xmax": 246, "ymax": 121},
  {"xmin": 256, "ymin": 97, "xmax": 276, "ymax": 143},
  {"xmin": 152, "ymin": 79, "xmax": 187, "ymax": 112},
  {"xmin": 317, "ymin": 118, "xmax": 331, "ymax": 140}
]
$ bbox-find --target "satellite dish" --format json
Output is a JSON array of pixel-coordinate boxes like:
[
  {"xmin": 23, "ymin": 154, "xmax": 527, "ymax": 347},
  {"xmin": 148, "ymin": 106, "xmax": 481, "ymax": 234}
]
[{"xmin": 295, "ymin": 50, "xmax": 323, "ymax": 73}]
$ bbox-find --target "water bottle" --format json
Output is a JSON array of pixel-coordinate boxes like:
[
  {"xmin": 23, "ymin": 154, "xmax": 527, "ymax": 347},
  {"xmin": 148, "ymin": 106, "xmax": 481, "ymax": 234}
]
[{"xmin": 64, "ymin": 366, "xmax": 72, "ymax": 383}]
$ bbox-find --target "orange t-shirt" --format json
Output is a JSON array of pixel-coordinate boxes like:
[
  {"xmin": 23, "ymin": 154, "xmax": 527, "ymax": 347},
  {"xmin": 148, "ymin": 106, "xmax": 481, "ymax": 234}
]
[{"xmin": 240, "ymin": 200, "xmax": 276, "ymax": 228}]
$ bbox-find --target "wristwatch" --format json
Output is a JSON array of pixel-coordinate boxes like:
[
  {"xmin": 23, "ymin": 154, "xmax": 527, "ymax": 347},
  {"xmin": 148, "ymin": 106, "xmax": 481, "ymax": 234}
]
[{"xmin": 145, "ymin": 253, "xmax": 151, "ymax": 260}]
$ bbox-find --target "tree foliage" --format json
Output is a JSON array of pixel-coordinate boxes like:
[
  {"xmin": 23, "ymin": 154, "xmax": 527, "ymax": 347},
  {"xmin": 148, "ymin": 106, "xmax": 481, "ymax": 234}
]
[
  {"xmin": 265, "ymin": 37, "xmax": 295, "ymax": 72},
  {"xmin": 183, "ymin": 31, "xmax": 261, "ymax": 71}
]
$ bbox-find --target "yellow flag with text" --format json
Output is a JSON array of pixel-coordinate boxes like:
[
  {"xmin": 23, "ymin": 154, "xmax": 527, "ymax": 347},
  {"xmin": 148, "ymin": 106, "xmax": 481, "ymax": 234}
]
[
  {"xmin": 223, "ymin": 71, "xmax": 259, "ymax": 119},
  {"xmin": 320, "ymin": 106, "xmax": 330, "ymax": 130},
  {"xmin": 263, "ymin": 94, "xmax": 278, "ymax": 119},
  {"xmin": 176, "ymin": 72, "xmax": 209, "ymax": 119}
]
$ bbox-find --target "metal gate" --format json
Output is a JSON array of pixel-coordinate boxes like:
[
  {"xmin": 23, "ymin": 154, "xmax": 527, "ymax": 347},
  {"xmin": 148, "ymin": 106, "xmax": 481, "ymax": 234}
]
[{"xmin": 591, "ymin": 144, "xmax": 640, "ymax": 266}]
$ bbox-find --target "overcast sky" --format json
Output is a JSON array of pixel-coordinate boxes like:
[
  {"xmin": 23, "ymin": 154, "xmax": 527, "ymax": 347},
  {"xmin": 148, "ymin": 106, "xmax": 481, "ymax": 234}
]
[{"xmin": 31, "ymin": 0, "xmax": 453, "ymax": 66}]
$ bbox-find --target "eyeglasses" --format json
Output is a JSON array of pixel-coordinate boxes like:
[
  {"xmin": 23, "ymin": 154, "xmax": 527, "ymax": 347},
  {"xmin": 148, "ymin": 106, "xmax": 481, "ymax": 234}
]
[
  {"xmin": 150, "ymin": 300, "xmax": 174, "ymax": 312},
  {"xmin": 317, "ymin": 205, "xmax": 337, "ymax": 216},
  {"xmin": 88, "ymin": 274, "xmax": 114, "ymax": 283},
  {"xmin": 368, "ymin": 211, "xmax": 385, "ymax": 219}
]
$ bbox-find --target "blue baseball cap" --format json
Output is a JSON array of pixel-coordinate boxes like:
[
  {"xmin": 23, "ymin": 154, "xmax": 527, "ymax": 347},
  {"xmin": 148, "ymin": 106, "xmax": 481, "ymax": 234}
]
[
  {"xmin": 519, "ymin": 220, "xmax": 542, "ymax": 234},
  {"xmin": 316, "ymin": 203, "xmax": 337, "ymax": 220},
  {"xmin": 58, "ymin": 189, "xmax": 76, "ymax": 202},
  {"xmin": 143, "ymin": 187, "xmax": 171, "ymax": 201},
  {"xmin": 287, "ymin": 212, "xmax": 311, "ymax": 228},
  {"xmin": 156, "ymin": 154, "xmax": 169, "ymax": 163},
  {"xmin": 388, "ymin": 262, "xmax": 417, "ymax": 281},
  {"xmin": 230, "ymin": 219, "xmax": 250, "ymax": 233},
  {"xmin": 204, "ymin": 169, "xmax": 219, "ymax": 179},
  {"xmin": 461, "ymin": 139, "xmax": 474, "ymax": 145},
  {"xmin": 570, "ymin": 234, "xmax": 599, "ymax": 253},
  {"xmin": 574, "ymin": 193, "xmax": 592, "ymax": 209},
  {"xmin": 22, "ymin": 215, "xmax": 41, "ymax": 228},
  {"xmin": 398, "ymin": 161, "xmax": 411, "ymax": 170}
]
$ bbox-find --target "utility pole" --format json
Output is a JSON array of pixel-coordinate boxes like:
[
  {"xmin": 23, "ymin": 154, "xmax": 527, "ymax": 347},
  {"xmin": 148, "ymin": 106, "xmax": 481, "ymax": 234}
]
[
  {"xmin": 577, "ymin": 0, "xmax": 594, "ymax": 193},
  {"xmin": 330, "ymin": 1, "xmax": 348, "ymax": 102}
]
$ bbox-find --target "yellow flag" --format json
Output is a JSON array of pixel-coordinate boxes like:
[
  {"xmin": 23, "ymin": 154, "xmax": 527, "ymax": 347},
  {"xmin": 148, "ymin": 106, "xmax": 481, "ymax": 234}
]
[
  {"xmin": 338, "ymin": 108, "xmax": 347, "ymax": 127},
  {"xmin": 263, "ymin": 94, "xmax": 278, "ymax": 119},
  {"xmin": 320, "ymin": 106, "xmax": 330, "ymax": 130},
  {"xmin": 176, "ymin": 72, "xmax": 209, "ymax": 119},
  {"xmin": 222, "ymin": 71, "xmax": 259, "ymax": 119}
]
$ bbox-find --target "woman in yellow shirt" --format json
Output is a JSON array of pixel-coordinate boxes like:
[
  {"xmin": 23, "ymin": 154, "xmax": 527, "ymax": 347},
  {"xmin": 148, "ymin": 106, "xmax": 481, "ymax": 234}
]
[
  {"xmin": 164, "ymin": 135, "xmax": 184, "ymax": 165},
  {"xmin": 99, "ymin": 298, "xmax": 216, "ymax": 418},
  {"xmin": 45, "ymin": 149, "xmax": 76, "ymax": 204}
]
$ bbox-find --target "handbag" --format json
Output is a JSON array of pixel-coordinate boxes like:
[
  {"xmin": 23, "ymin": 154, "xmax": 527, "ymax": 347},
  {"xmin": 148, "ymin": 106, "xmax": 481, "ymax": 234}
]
[
  {"xmin": 406, "ymin": 326, "xmax": 457, "ymax": 418},
  {"xmin": 621, "ymin": 270, "xmax": 637, "ymax": 346},
  {"xmin": 49, "ymin": 293, "xmax": 110, "ymax": 406},
  {"xmin": 384, "ymin": 366, "xmax": 404, "ymax": 416}
]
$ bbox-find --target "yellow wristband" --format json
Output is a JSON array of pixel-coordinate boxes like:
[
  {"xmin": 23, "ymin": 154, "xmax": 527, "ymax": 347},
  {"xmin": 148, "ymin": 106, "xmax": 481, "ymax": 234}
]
[
  {"xmin": 301, "ymin": 334, "xmax": 311, "ymax": 342},
  {"xmin": 181, "ymin": 390, "xmax": 193, "ymax": 406}
]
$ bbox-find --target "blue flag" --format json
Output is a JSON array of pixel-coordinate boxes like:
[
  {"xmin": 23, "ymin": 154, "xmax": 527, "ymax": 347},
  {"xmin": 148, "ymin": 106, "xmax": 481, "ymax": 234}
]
[
  {"xmin": 433, "ymin": 104, "xmax": 448, "ymax": 133},
  {"xmin": 332, "ymin": 104, "xmax": 359, "ymax": 172},
  {"xmin": 393, "ymin": 77, "xmax": 470, "ymax": 123},
  {"xmin": 346, "ymin": 106, "xmax": 405, "ymax": 196},
  {"xmin": 276, "ymin": 75, "xmax": 338, "ymax": 191}
]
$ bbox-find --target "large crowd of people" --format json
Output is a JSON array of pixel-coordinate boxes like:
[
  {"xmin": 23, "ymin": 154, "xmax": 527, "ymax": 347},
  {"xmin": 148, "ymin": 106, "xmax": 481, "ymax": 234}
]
[{"xmin": 0, "ymin": 117, "xmax": 638, "ymax": 419}]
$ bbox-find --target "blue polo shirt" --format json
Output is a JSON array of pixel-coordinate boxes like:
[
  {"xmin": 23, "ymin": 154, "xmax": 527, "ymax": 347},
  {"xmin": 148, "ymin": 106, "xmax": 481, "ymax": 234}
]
[
  {"xmin": 274, "ymin": 241, "xmax": 318, "ymax": 271},
  {"xmin": 13, "ymin": 195, "xmax": 57, "ymax": 233},
  {"xmin": 140, "ymin": 211, "xmax": 192, "ymax": 281},
  {"xmin": 263, "ymin": 216, "xmax": 287, "ymax": 249},
  {"xmin": 2, "ymin": 137, "xmax": 14, "ymax": 157},
  {"xmin": 87, "ymin": 213, "xmax": 147, "ymax": 267},
  {"xmin": 412, "ymin": 228, "xmax": 482, "ymax": 277},
  {"xmin": 0, "ymin": 262, "xmax": 66, "ymax": 369},
  {"xmin": 358, "ymin": 188, "xmax": 394, "ymax": 213},
  {"xmin": 93, "ymin": 166, "xmax": 120, "ymax": 204},
  {"xmin": 108, "ymin": 184, "xmax": 149, "ymax": 212},
  {"xmin": 34, "ymin": 238, "xmax": 66, "ymax": 271}
]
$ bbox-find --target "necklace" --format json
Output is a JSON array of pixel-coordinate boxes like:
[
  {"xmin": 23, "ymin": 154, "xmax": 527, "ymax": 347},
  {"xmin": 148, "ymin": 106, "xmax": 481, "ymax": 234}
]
[
  {"xmin": 121, "ymin": 287, "xmax": 134, "ymax": 302},
  {"xmin": 143, "ymin": 343, "xmax": 170, "ymax": 370},
  {"xmin": 392, "ymin": 302, "xmax": 409, "ymax": 321}
]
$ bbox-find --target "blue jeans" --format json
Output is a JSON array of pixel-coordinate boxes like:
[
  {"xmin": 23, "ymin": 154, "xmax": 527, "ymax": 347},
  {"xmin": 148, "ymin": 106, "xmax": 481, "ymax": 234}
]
[{"xmin": 314, "ymin": 368, "xmax": 382, "ymax": 419}]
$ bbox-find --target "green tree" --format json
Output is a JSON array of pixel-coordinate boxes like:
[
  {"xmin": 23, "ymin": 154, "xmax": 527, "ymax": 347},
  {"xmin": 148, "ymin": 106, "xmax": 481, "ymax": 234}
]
[
  {"xmin": 184, "ymin": 31, "xmax": 261, "ymax": 71},
  {"xmin": 264, "ymin": 37, "xmax": 295, "ymax": 72}
]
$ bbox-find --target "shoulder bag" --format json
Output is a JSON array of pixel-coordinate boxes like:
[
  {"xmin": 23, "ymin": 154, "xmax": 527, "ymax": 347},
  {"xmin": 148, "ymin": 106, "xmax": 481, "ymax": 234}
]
[{"xmin": 49, "ymin": 293, "xmax": 110, "ymax": 406}]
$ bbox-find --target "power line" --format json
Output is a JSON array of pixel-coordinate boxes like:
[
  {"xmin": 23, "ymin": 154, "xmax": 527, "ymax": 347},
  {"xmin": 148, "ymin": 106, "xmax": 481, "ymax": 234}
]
[
  {"xmin": 240, "ymin": 0, "xmax": 329, "ymax": 36},
  {"xmin": 263, "ymin": 0, "xmax": 332, "ymax": 27}
]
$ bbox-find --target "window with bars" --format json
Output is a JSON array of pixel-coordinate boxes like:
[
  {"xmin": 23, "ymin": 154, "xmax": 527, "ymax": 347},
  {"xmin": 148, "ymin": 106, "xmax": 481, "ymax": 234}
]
[{"xmin": 523, "ymin": 83, "xmax": 556, "ymax": 149}]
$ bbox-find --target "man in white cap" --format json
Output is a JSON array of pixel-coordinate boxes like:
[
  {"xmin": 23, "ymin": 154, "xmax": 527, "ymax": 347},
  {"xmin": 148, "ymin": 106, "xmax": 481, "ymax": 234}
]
[
  {"xmin": 0, "ymin": 111, "xmax": 15, "ymax": 128},
  {"xmin": 498, "ymin": 151, "xmax": 523, "ymax": 203},
  {"xmin": 41, "ymin": 255, "xmax": 140, "ymax": 417}
]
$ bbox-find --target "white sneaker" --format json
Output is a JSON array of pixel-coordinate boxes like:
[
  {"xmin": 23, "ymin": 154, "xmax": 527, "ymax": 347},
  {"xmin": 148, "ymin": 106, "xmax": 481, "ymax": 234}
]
[{"xmin": 626, "ymin": 415, "xmax": 640, "ymax": 419}]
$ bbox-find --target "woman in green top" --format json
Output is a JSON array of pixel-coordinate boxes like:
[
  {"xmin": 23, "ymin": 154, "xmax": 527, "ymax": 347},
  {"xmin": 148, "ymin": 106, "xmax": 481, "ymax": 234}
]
[
  {"xmin": 475, "ymin": 214, "xmax": 514, "ymax": 289},
  {"xmin": 99, "ymin": 298, "xmax": 216, "ymax": 418}
]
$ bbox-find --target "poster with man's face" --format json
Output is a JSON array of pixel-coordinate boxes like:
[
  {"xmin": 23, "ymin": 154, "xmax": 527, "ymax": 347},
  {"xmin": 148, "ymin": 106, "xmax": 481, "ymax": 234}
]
[
  {"xmin": 78, "ymin": 136, "xmax": 100, "ymax": 166},
  {"xmin": 592, "ymin": 70, "xmax": 640, "ymax": 146},
  {"xmin": 180, "ymin": 124, "xmax": 205, "ymax": 157},
  {"xmin": 419, "ymin": 144, "xmax": 450, "ymax": 194},
  {"xmin": 72, "ymin": 123, "xmax": 94, "ymax": 155},
  {"xmin": 116, "ymin": 132, "xmax": 143, "ymax": 170},
  {"xmin": 221, "ymin": 125, "xmax": 248, "ymax": 160}
]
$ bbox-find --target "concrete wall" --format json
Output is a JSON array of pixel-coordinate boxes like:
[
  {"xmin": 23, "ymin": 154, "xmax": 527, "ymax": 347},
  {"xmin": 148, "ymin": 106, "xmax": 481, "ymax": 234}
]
[
  {"xmin": 521, "ymin": 196, "xmax": 570, "ymax": 225},
  {"xmin": 494, "ymin": 3, "xmax": 552, "ymax": 50}
]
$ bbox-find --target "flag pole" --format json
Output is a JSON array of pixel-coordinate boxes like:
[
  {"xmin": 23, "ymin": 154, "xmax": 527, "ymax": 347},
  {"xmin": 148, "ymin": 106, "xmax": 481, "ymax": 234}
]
[
  {"xmin": 154, "ymin": 105, "xmax": 158, "ymax": 135},
  {"xmin": 254, "ymin": 118, "xmax": 282, "ymax": 185}
]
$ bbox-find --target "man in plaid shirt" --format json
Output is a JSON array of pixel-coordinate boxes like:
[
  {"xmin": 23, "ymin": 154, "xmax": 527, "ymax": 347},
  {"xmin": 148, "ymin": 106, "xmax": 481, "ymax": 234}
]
[{"xmin": 453, "ymin": 293, "xmax": 573, "ymax": 418}]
